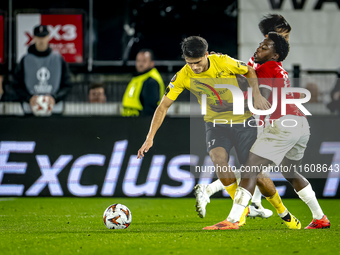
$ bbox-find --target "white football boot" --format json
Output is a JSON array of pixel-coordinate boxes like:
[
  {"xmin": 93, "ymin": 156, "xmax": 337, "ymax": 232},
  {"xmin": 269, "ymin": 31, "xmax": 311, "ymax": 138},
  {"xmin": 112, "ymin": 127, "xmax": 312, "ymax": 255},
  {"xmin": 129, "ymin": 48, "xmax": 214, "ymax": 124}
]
[
  {"xmin": 248, "ymin": 203, "xmax": 273, "ymax": 219},
  {"xmin": 194, "ymin": 184, "xmax": 210, "ymax": 218}
]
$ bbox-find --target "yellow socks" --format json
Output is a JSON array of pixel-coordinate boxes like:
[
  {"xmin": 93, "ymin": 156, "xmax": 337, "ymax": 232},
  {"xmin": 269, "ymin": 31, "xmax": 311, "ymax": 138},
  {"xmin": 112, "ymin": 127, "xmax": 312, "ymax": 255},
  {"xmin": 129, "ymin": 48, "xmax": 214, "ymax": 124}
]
[
  {"xmin": 266, "ymin": 190, "xmax": 286, "ymax": 215},
  {"xmin": 225, "ymin": 182, "xmax": 238, "ymax": 200}
]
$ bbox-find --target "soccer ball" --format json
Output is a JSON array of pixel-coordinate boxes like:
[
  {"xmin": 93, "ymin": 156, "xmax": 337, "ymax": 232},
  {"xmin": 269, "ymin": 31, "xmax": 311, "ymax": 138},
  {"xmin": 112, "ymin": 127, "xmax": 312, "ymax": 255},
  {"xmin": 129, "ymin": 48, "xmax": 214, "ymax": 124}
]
[
  {"xmin": 103, "ymin": 204, "xmax": 132, "ymax": 229},
  {"xmin": 32, "ymin": 95, "xmax": 53, "ymax": 116}
]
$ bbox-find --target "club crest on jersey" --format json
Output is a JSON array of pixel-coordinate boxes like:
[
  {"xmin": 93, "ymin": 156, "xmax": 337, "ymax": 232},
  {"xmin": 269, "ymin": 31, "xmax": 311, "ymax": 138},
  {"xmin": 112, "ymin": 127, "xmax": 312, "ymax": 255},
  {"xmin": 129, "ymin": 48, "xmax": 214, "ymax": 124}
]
[{"xmin": 171, "ymin": 74, "xmax": 177, "ymax": 82}]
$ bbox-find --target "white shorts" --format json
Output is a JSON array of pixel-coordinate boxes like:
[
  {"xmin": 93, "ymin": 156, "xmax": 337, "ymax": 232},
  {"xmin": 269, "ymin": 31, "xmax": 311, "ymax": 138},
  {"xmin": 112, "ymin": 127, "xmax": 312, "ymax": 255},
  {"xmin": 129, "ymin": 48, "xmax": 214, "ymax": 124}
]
[{"xmin": 250, "ymin": 115, "xmax": 310, "ymax": 166}]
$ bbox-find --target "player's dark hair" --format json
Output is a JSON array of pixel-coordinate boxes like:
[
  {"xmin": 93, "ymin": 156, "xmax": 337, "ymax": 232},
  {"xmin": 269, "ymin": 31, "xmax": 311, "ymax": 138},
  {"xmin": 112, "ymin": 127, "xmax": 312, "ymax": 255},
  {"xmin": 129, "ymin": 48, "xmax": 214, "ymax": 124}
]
[
  {"xmin": 268, "ymin": 32, "xmax": 290, "ymax": 62},
  {"xmin": 181, "ymin": 36, "xmax": 208, "ymax": 59},
  {"xmin": 258, "ymin": 14, "xmax": 291, "ymax": 36},
  {"xmin": 138, "ymin": 49, "xmax": 155, "ymax": 61}
]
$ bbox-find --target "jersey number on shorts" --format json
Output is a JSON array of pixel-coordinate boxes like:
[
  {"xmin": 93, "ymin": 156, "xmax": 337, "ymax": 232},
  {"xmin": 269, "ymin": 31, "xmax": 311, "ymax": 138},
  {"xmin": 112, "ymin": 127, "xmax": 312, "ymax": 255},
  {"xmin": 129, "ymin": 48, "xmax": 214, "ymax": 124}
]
[{"xmin": 207, "ymin": 139, "xmax": 216, "ymax": 148}]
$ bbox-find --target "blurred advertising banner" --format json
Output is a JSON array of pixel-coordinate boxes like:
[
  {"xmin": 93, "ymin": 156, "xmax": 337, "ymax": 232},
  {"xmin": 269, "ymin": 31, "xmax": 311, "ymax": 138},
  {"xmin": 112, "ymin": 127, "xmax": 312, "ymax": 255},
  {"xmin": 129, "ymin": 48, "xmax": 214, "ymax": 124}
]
[
  {"xmin": 0, "ymin": 14, "xmax": 3, "ymax": 64},
  {"xmin": 238, "ymin": 0, "xmax": 340, "ymax": 70},
  {"xmin": 16, "ymin": 13, "xmax": 83, "ymax": 63},
  {"xmin": 0, "ymin": 116, "xmax": 339, "ymax": 198}
]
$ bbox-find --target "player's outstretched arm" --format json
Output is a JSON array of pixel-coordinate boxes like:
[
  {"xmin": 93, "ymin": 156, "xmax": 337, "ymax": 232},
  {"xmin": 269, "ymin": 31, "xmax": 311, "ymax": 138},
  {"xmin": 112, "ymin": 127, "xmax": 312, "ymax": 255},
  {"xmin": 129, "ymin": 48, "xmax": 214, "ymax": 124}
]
[
  {"xmin": 245, "ymin": 65, "xmax": 271, "ymax": 110},
  {"xmin": 137, "ymin": 96, "xmax": 174, "ymax": 159}
]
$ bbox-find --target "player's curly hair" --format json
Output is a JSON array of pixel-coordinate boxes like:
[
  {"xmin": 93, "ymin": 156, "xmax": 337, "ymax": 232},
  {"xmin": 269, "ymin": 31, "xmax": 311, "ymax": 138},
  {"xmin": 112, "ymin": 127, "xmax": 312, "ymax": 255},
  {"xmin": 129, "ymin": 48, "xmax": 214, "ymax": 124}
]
[
  {"xmin": 268, "ymin": 32, "xmax": 290, "ymax": 62},
  {"xmin": 181, "ymin": 36, "xmax": 208, "ymax": 59},
  {"xmin": 258, "ymin": 14, "xmax": 291, "ymax": 36}
]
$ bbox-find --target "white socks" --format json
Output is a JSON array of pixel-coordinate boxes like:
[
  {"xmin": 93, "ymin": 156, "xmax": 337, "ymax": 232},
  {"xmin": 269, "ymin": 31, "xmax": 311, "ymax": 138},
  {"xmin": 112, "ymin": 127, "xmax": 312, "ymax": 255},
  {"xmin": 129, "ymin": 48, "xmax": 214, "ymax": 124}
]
[
  {"xmin": 227, "ymin": 187, "xmax": 252, "ymax": 223},
  {"xmin": 206, "ymin": 179, "xmax": 225, "ymax": 197},
  {"xmin": 251, "ymin": 186, "xmax": 262, "ymax": 206},
  {"xmin": 297, "ymin": 184, "xmax": 324, "ymax": 220}
]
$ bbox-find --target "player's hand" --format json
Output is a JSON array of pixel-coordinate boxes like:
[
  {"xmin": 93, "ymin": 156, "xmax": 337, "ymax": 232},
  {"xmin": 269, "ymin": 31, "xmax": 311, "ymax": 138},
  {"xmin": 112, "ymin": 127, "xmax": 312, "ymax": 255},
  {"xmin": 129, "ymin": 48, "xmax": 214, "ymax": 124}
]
[
  {"xmin": 29, "ymin": 95, "xmax": 39, "ymax": 107},
  {"xmin": 253, "ymin": 94, "xmax": 271, "ymax": 110},
  {"xmin": 210, "ymin": 100, "xmax": 233, "ymax": 112},
  {"xmin": 334, "ymin": 91, "xmax": 340, "ymax": 101},
  {"xmin": 137, "ymin": 138, "xmax": 153, "ymax": 159}
]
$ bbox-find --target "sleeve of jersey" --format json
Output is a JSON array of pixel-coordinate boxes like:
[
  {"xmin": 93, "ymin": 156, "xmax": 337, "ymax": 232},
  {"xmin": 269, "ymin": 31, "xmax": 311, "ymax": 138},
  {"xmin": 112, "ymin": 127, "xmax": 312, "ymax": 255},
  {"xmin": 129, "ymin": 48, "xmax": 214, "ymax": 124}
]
[
  {"xmin": 222, "ymin": 55, "xmax": 248, "ymax": 75},
  {"xmin": 247, "ymin": 56, "xmax": 254, "ymax": 66},
  {"xmin": 256, "ymin": 65, "xmax": 273, "ymax": 91},
  {"xmin": 165, "ymin": 72, "xmax": 185, "ymax": 101}
]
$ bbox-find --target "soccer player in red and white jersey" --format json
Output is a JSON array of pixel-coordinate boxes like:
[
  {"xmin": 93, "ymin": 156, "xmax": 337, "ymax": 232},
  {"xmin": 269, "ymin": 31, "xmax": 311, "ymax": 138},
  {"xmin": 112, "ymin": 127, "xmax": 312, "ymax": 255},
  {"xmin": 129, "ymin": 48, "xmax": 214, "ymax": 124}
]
[
  {"xmin": 204, "ymin": 32, "xmax": 330, "ymax": 230},
  {"xmin": 254, "ymin": 33, "xmax": 329, "ymax": 229}
]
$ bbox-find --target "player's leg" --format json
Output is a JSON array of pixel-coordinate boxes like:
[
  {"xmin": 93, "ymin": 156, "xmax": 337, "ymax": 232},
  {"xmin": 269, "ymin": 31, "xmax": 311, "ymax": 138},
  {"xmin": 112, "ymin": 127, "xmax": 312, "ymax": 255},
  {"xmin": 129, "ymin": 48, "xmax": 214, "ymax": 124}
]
[
  {"xmin": 199, "ymin": 173, "xmax": 273, "ymax": 219},
  {"xmin": 194, "ymin": 147, "xmax": 236, "ymax": 217},
  {"xmin": 204, "ymin": 179, "xmax": 225, "ymax": 197},
  {"xmin": 280, "ymin": 157, "xmax": 329, "ymax": 228},
  {"xmin": 281, "ymin": 116, "xmax": 330, "ymax": 229},
  {"xmin": 210, "ymin": 147, "xmax": 252, "ymax": 225},
  {"xmin": 236, "ymin": 153, "xmax": 300, "ymax": 229},
  {"xmin": 195, "ymin": 146, "xmax": 242, "ymax": 218},
  {"xmin": 211, "ymin": 147, "xmax": 237, "ymax": 187},
  {"xmin": 195, "ymin": 123, "xmax": 237, "ymax": 218},
  {"xmin": 203, "ymin": 153, "xmax": 262, "ymax": 230},
  {"xmin": 203, "ymin": 118, "xmax": 305, "ymax": 230},
  {"xmin": 248, "ymin": 118, "xmax": 304, "ymax": 229},
  {"xmin": 233, "ymin": 117, "xmax": 273, "ymax": 219},
  {"xmin": 255, "ymin": 173, "xmax": 300, "ymax": 229},
  {"xmin": 248, "ymin": 173, "xmax": 273, "ymax": 219}
]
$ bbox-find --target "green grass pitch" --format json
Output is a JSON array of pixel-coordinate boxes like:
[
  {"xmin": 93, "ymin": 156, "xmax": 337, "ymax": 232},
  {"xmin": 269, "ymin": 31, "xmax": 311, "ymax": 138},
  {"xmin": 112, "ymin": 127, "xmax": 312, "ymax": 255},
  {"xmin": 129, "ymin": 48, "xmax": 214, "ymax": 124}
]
[{"xmin": 0, "ymin": 197, "xmax": 339, "ymax": 255}]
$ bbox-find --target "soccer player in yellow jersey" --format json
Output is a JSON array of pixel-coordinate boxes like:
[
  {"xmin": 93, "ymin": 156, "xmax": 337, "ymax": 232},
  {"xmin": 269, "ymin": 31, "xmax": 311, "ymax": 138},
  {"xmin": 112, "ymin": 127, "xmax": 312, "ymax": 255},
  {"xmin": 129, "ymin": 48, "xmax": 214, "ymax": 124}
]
[{"xmin": 137, "ymin": 36, "xmax": 297, "ymax": 228}]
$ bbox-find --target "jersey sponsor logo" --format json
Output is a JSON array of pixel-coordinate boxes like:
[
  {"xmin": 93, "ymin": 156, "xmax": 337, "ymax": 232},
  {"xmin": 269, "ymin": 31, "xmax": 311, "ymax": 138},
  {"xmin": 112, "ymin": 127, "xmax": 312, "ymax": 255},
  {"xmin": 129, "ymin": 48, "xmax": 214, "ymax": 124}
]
[
  {"xmin": 194, "ymin": 80, "xmax": 223, "ymax": 106},
  {"xmin": 171, "ymin": 74, "xmax": 177, "ymax": 82},
  {"xmin": 199, "ymin": 85, "xmax": 311, "ymax": 116}
]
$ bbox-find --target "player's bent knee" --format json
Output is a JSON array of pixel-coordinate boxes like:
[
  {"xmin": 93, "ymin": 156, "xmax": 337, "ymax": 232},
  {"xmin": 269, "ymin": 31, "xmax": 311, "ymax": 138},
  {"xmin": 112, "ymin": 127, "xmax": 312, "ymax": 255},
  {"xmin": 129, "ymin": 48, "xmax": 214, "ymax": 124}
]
[{"xmin": 209, "ymin": 148, "xmax": 229, "ymax": 168}]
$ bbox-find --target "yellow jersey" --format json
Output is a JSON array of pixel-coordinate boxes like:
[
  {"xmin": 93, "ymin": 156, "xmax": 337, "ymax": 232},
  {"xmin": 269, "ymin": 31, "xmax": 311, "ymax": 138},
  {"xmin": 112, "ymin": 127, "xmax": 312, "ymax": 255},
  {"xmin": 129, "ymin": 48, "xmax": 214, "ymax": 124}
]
[{"xmin": 165, "ymin": 54, "xmax": 252, "ymax": 123}]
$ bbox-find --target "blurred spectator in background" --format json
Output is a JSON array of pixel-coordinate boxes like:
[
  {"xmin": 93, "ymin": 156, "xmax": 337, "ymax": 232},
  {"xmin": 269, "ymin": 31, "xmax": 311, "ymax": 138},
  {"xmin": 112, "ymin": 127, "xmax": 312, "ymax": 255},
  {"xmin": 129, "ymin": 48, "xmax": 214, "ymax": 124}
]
[
  {"xmin": 88, "ymin": 83, "xmax": 107, "ymax": 103},
  {"xmin": 12, "ymin": 25, "xmax": 72, "ymax": 116},
  {"xmin": 121, "ymin": 49, "xmax": 165, "ymax": 116},
  {"xmin": 327, "ymin": 70, "xmax": 340, "ymax": 114},
  {"xmin": 306, "ymin": 83, "xmax": 319, "ymax": 103}
]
